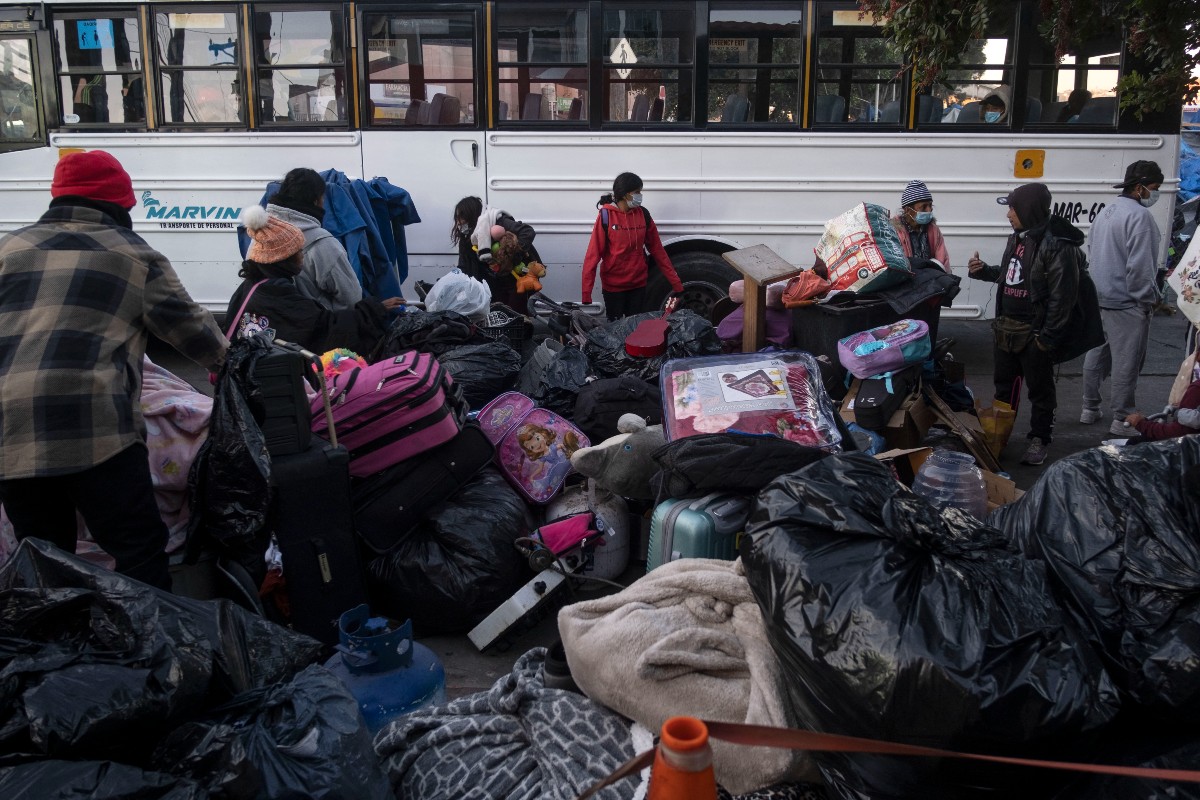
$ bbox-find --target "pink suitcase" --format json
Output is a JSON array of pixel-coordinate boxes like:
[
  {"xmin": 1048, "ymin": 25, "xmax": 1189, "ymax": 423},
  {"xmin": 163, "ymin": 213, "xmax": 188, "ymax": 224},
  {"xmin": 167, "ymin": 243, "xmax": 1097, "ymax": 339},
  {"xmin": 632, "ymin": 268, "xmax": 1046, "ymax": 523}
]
[
  {"xmin": 477, "ymin": 392, "xmax": 590, "ymax": 504},
  {"xmin": 312, "ymin": 350, "xmax": 467, "ymax": 478}
]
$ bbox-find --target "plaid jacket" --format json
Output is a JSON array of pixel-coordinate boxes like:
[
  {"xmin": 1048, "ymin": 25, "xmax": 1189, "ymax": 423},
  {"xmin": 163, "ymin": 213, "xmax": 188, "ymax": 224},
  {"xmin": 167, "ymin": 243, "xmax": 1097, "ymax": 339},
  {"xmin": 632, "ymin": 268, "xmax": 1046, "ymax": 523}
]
[{"xmin": 0, "ymin": 205, "xmax": 227, "ymax": 479}]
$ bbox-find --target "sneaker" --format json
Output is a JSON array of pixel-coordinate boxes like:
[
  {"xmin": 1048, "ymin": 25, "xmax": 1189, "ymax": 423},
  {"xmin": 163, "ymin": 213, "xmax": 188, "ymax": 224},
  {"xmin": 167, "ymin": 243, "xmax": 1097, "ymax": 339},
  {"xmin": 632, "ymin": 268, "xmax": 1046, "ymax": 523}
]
[
  {"xmin": 1079, "ymin": 408, "xmax": 1102, "ymax": 424},
  {"xmin": 1109, "ymin": 418, "xmax": 1132, "ymax": 437},
  {"xmin": 1020, "ymin": 437, "xmax": 1048, "ymax": 466}
]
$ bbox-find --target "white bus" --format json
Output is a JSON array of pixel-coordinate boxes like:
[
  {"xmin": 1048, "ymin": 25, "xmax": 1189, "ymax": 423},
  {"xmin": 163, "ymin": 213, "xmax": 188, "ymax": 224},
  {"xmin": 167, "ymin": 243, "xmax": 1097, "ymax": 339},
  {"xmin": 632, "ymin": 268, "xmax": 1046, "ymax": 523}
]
[{"xmin": 0, "ymin": 0, "xmax": 1182, "ymax": 318}]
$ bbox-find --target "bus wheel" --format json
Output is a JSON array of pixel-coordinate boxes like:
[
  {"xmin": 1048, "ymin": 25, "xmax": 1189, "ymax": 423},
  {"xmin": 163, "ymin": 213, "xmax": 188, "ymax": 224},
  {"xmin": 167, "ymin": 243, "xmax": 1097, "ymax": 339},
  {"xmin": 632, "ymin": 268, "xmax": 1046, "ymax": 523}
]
[{"xmin": 647, "ymin": 251, "xmax": 739, "ymax": 320}]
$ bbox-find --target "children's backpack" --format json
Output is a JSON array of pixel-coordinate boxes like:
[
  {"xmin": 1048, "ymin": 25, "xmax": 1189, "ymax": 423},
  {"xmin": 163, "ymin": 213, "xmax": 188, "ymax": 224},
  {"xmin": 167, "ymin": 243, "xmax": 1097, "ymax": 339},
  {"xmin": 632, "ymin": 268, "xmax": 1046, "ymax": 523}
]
[
  {"xmin": 838, "ymin": 319, "xmax": 931, "ymax": 380},
  {"xmin": 477, "ymin": 391, "xmax": 591, "ymax": 504}
]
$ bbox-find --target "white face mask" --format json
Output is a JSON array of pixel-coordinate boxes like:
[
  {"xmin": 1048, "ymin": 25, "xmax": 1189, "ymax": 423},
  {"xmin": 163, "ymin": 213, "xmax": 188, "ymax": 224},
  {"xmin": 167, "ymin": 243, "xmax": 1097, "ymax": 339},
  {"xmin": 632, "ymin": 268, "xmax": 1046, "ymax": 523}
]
[
  {"xmin": 1139, "ymin": 189, "xmax": 1160, "ymax": 208},
  {"xmin": 629, "ymin": 192, "xmax": 644, "ymax": 208}
]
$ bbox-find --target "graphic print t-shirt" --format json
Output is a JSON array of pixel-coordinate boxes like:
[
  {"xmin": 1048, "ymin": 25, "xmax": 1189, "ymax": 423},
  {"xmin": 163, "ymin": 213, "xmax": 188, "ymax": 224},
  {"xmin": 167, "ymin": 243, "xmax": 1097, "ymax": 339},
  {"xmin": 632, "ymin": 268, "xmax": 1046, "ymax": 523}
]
[{"xmin": 1001, "ymin": 238, "xmax": 1035, "ymax": 322}]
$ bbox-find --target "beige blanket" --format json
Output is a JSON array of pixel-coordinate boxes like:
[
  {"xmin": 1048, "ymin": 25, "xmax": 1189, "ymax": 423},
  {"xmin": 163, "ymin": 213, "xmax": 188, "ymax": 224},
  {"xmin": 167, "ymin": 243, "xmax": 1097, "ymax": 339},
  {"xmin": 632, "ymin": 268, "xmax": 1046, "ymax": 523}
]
[{"xmin": 558, "ymin": 558, "xmax": 817, "ymax": 795}]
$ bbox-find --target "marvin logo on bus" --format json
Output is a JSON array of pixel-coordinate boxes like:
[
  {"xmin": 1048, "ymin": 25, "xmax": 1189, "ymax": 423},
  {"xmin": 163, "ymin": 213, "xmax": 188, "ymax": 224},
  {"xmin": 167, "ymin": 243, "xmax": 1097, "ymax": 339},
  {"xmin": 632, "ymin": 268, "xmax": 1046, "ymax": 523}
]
[{"xmin": 140, "ymin": 191, "xmax": 241, "ymax": 229}]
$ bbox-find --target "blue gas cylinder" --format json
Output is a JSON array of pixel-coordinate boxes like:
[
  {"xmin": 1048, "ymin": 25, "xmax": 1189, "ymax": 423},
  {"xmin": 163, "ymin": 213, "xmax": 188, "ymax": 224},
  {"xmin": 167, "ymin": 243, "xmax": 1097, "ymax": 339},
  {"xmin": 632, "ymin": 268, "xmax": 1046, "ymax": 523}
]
[{"xmin": 323, "ymin": 604, "xmax": 446, "ymax": 733}]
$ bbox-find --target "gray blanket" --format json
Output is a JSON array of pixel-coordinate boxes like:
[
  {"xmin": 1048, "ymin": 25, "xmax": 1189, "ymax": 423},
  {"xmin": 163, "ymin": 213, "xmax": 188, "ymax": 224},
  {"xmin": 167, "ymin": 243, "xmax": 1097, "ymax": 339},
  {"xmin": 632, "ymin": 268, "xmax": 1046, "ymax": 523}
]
[{"xmin": 375, "ymin": 648, "xmax": 635, "ymax": 800}]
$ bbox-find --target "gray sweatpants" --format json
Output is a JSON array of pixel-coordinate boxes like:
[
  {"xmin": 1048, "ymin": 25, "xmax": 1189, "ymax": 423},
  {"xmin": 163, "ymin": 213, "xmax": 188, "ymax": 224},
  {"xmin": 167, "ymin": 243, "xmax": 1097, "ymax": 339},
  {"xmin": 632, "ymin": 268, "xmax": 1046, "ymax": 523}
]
[{"xmin": 1081, "ymin": 305, "xmax": 1152, "ymax": 421}]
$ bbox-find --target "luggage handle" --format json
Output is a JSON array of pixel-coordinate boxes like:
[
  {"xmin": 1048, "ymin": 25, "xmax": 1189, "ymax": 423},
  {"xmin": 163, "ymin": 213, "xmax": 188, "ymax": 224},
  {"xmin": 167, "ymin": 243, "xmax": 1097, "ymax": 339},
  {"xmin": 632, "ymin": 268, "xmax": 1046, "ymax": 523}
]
[{"xmin": 275, "ymin": 338, "xmax": 337, "ymax": 448}]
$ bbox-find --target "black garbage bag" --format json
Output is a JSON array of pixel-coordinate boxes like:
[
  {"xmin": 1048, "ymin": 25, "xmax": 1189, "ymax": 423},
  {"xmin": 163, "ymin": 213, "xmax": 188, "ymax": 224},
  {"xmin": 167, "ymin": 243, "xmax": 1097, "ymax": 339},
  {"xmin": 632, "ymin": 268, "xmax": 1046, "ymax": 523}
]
[
  {"xmin": 583, "ymin": 309, "xmax": 721, "ymax": 384},
  {"xmin": 650, "ymin": 432, "xmax": 830, "ymax": 503},
  {"xmin": 366, "ymin": 468, "xmax": 534, "ymax": 634},
  {"xmin": 517, "ymin": 338, "xmax": 563, "ymax": 397},
  {"xmin": 0, "ymin": 760, "xmax": 205, "ymax": 800},
  {"xmin": 743, "ymin": 454, "xmax": 1120, "ymax": 799},
  {"xmin": 153, "ymin": 664, "xmax": 390, "ymax": 800},
  {"xmin": 0, "ymin": 539, "xmax": 322, "ymax": 762},
  {"xmin": 370, "ymin": 309, "xmax": 486, "ymax": 360},
  {"xmin": 1053, "ymin": 730, "xmax": 1200, "ymax": 799},
  {"xmin": 534, "ymin": 345, "xmax": 592, "ymax": 417},
  {"xmin": 437, "ymin": 341, "xmax": 522, "ymax": 409},
  {"xmin": 989, "ymin": 437, "xmax": 1200, "ymax": 719},
  {"xmin": 186, "ymin": 336, "xmax": 274, "ymax": 575}
]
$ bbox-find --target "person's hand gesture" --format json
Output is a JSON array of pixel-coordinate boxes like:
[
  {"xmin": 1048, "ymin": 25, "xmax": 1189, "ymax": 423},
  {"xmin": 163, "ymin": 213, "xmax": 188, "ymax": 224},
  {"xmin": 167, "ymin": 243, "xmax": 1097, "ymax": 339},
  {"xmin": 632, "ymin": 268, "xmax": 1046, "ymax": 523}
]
[
  {"xmin": 967, "ymin": 251, "xmax": 986, "ymax": 275},
  {"xmin": 381, "ymin": 296, "xmax": 406, "ymax": 310}
]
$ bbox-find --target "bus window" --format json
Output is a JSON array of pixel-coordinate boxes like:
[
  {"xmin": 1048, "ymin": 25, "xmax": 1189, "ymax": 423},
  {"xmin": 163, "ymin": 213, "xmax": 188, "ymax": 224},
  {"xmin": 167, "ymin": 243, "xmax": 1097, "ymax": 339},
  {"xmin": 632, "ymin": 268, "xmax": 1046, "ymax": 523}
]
[
  {"xmin": 363, "ymin": 12, "xmax": 475, "ymax": 127},
  {"xmin": 1025, "ymin": 10, "xmax": 1120, "ymax": 127},
  {"xmin": 934, "ymin": 6, "xmax": 1015, "ymax": 125},
  {"xmin": 813, "ymin": 1, "xmax": 903, "ymax": 125},
  {"xmin": 52, "ymin": 13, "xmax": 143, "ymax": 125},
  {"xmin": 707, "ymin": 4, "xmax": 804, "ymax": 125},
  {"xmin": 253, "ymin": 7, "xmax": 347, "ymax": 125},
  {"xmin": 602, "ymin": 3, "xmax": 694, "ymax": 123},
  {"xmin": 154, "ymin": 8, "xmax": 243, "ymax": 126},
  {"xmin": 0, "ymin": 38, "xmax": 40, "ymax": 140},
  {"xmin": 496, "ymin": 4, "xmax": 588, "ymax": 123}
]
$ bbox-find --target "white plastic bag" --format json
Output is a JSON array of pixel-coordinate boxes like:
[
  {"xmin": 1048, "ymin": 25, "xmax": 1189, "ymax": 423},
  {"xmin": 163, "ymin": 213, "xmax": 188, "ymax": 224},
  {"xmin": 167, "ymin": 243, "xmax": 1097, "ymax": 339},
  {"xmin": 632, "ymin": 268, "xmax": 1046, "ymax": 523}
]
[{"xmin": 424, "ymin": 269, "xmax": 492, "ymax": 319}]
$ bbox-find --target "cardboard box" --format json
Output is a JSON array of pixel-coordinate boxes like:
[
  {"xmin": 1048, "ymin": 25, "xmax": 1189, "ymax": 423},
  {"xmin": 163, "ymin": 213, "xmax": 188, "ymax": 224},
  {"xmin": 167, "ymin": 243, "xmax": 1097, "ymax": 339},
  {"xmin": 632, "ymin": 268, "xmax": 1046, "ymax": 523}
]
[
  {"xmin": 984, "ymin": 470, "xmax": 1024, "ymax": 513},
  {"xmin": 841, "ymin": 380, "xmax": 935, "ymax": 450},
  {"xmin": 875, "ymin": 447, "xmax": 932, "ymax": 486}
]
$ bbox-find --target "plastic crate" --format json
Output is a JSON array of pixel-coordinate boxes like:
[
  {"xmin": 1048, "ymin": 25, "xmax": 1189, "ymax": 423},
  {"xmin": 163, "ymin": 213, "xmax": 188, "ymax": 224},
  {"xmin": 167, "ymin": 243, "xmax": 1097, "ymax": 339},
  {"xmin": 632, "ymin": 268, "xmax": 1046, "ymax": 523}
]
[{"xmin": 479, "ymin": 303, "xmax": 527, "ymax": 351}]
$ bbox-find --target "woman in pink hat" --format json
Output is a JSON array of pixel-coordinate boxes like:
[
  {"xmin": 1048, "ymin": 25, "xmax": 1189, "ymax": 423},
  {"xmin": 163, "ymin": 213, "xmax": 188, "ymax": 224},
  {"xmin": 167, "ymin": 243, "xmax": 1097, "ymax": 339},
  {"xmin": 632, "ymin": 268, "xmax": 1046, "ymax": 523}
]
[{"xmin": 225, "ymin": 206, "xmax": 400, "ymax": 355}]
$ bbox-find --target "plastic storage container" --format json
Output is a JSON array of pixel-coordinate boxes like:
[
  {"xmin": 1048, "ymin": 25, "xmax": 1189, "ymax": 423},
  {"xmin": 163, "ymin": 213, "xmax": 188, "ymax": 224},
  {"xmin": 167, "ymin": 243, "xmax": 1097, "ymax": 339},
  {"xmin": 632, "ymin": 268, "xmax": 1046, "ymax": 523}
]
[
  {"xmin": 323, "ymin": 605, "xmax": 446, "ymax": 733},
  {"xmin": 911, "ymin": 450, "xmax": 988, "ymax": 520}
]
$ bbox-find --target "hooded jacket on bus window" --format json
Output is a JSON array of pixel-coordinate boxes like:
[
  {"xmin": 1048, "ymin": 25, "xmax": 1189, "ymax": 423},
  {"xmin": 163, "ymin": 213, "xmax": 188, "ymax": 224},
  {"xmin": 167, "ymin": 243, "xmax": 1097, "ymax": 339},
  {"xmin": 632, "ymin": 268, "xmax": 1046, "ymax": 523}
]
[{"xmin": 581, "ymin": 203, "xmax": 683, "ymax": 304}]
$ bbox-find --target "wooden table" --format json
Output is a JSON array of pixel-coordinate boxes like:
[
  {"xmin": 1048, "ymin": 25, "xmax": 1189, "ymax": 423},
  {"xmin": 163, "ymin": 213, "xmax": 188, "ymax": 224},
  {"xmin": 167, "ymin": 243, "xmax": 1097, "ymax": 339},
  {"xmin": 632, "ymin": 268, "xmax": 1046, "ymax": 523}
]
[{"xmin": 722, "ymin": 245, "xmax": 806, "ymax": 352}]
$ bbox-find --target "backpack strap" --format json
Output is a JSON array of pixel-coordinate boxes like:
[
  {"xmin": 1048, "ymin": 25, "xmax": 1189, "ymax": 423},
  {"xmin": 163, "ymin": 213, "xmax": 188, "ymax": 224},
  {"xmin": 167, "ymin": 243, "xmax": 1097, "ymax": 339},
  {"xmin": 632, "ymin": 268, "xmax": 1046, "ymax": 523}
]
[{"xmin": 224, "ymin": 279, "xmax": 267, "ymax": 339}]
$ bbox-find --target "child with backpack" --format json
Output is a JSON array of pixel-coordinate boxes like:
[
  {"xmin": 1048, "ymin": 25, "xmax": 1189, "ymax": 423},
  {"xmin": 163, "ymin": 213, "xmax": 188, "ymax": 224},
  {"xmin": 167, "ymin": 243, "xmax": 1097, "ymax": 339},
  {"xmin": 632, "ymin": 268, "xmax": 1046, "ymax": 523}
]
[{"xmin": 581, "ymin": 172, "xmax": 683, "ymax": 320}]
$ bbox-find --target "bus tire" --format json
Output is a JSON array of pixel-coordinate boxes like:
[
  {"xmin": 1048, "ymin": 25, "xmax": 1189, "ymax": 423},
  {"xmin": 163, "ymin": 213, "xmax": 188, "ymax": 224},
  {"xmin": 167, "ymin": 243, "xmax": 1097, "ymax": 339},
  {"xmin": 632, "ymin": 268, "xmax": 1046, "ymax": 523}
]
[{"xmin": 647, "ymin": 251, "xmax": 738, "ymax": 320}]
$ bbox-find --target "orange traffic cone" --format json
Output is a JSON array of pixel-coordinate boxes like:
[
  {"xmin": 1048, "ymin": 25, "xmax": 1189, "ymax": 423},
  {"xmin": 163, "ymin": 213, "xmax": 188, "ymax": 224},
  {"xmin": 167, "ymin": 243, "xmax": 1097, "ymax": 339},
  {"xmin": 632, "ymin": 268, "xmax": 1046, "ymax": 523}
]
[{"xmin": 647, "ymin": 717, "xmax": 718, "ymax": 799}]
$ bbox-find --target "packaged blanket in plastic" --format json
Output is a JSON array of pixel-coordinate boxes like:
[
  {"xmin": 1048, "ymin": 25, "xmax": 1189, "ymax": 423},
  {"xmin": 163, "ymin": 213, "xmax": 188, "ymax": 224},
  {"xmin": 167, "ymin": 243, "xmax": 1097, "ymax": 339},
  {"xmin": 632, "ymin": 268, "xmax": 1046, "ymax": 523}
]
[
  {"xmin": 661, "ymin": 351, "xmax": 842, "ymax": 450},
  {"xmin": 375, "ymin": 647, "xmax": 636, "ymax": 800},
  {"xmin": 742, "ymin": 454, "xmax": 1120, "ymax": 799},
  {"xmin": 989, "ymin": 437, "xmax": 1200, "ymax": 719},
  {"xmin": 0, "ymin": 538, "xmax": 322, "ymax": 762},
  {"xmin": 815, "ymin": 203, "xmax": 912, "ymax": 294},
  {"xmin": 584, "ymin": 309, "xmax": 721, "ymax": 384},
  {"xmin": 558, "ymin": 558, "xmax": 818, "ymax": 795},
  {"xmin": 153, "ymin": 664, "xmax": 390, "ymax": 800},
  {"xmin": 366, "ymin": 468, "xmax": 534, "ymax": 633}
]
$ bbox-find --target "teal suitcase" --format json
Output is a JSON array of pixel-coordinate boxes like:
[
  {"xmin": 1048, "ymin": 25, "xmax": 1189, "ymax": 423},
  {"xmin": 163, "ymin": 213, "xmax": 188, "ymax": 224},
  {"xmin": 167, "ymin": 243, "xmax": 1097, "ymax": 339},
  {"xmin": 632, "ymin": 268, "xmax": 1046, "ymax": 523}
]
[{"xmin": 646, "ymin": 493, "xmax": 752, "ymax": 572}]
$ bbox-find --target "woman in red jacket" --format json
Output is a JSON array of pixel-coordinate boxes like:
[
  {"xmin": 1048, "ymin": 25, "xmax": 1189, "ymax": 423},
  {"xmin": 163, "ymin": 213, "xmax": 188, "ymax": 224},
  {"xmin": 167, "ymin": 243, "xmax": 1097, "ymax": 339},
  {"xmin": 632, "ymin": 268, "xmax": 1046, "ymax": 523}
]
[{"xmin": 581, "ymin": 172, "xmax": 683, "ymax": 320}]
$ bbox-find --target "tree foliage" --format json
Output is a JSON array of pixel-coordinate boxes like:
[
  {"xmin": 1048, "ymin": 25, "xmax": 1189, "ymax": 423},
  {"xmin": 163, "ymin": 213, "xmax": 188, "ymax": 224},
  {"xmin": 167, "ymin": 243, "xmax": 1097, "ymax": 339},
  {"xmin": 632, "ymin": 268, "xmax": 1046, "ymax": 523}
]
[{"xmin": 860, "ymin": 0, "xmax": 1200, "ymax": 118}]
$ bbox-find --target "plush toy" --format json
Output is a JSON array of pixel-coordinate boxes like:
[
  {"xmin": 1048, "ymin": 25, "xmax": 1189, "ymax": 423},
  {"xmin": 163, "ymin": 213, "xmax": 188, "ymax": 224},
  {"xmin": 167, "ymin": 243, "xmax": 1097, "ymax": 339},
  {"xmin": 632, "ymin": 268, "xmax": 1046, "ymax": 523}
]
[
  {"xmin": 569, "ymin": 414, "xmax": 666, "ymax": 501},
  {"xmin": 487, "ymin": 225, "xmax": 547, "ymax": 293},
  {"xmin": 319, "ymin": 348, "xmax": 368, "ymax": 380}
]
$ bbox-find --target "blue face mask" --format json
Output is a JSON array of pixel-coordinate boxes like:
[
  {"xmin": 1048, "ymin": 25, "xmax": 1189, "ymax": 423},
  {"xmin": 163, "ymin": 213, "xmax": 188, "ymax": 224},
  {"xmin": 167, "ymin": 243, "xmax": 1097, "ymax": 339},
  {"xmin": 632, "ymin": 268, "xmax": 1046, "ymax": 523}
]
[
  {"xmin": 984, "ymin": 111, "xmax": 1002, "ymax": 123},
  {"xmin": 629, "ymin": 192, "xmax": 644, "ymax": 208},
  {"xmin": 915, "ymin": 211, "xmax": 934, "ymax": 225}
]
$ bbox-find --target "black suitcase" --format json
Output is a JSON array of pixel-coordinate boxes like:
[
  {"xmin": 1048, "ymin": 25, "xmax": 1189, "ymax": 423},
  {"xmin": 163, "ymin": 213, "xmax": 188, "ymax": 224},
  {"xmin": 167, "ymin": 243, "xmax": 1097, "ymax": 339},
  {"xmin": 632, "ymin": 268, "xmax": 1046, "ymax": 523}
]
[
  {"xmin": 271, "ymin": 439, "xmax": 368, "ymax": 644},
  {"xmin": 351, "ymin": 422, "xmax": 495, "ymax": 555},
  {"xmin": 854, "ymin": 364, "xmax": 921, "ymax": 431},
  {"xmin": 250, "ymin": 341, "xmax": 312, "ymax": 457}
]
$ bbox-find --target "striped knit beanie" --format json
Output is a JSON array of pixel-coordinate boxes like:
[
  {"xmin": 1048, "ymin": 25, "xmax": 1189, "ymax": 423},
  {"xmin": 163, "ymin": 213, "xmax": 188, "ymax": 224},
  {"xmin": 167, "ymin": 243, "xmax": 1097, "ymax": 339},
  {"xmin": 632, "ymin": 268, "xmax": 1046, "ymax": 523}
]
[{"xmin": 900, "ymin": 180, "xmax": 933, "ymax": 208}]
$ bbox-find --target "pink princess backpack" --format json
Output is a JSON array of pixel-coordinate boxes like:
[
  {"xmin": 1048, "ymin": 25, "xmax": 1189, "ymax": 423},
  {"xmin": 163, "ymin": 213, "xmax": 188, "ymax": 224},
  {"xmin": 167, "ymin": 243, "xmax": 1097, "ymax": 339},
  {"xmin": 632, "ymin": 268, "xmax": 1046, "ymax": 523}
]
[{"xmin": 477, "ymin": 392, "xmax": 591, "ymax": 504}]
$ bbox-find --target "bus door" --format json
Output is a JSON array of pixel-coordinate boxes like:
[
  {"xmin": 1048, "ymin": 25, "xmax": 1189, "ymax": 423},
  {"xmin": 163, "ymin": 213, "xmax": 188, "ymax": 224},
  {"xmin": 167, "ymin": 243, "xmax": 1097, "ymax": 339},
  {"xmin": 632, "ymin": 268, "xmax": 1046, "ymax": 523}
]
[
  {"xmin": 0, "ymin": 16, "xmax": 46, "ymax": 151},
  {"xmin": 358, "ymin": 5, "xmax": 485, "ymax": 287}
]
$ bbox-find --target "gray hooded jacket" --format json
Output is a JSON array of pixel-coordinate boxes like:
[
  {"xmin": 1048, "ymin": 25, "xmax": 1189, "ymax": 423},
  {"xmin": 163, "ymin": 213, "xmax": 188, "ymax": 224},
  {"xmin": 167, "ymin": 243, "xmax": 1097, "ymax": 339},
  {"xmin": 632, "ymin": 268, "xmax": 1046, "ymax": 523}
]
[{"xmin": 266, "ymin": 203, "xmax": 362, "ymax": 311}]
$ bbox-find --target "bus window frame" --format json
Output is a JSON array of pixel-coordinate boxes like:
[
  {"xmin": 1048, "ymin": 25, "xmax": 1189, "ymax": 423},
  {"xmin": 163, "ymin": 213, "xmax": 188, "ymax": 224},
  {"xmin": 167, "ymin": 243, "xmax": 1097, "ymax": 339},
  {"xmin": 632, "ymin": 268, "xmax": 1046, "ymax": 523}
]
[
  {"xmin": 494, "ymin": 1, "xmax": 590, "ymax": 126},
  {"xmin": 597, "ymin": 0, "xmax": 697, "ymax": 127},
  {"xmin": 358, "ymin": 4, "xmax": 484, "ymax": 130},
  {"xmin": 1020, "ymin": 4, "xmax": 1123, "ymax": 132},
  {"xmin": 152, "ymin": 4, "xmax": 247, "ymax": 130},
  {"xmin": 810, "ymin": 0, "xmax": 908, "ymax": 128},
  {"xmin": 51, "ymin": 7, "xmax": 146, "ymax": 130},
  {"xmin": 0, "ymin": 31, "xmax": 48, "ymax": 147},
  {"xmin": 704, "ymin": 1, "xmax": 806, "ymax": 128},
  {"xmin": 250, "ymin": 2, "xmax": 351, "ymax": 128}
]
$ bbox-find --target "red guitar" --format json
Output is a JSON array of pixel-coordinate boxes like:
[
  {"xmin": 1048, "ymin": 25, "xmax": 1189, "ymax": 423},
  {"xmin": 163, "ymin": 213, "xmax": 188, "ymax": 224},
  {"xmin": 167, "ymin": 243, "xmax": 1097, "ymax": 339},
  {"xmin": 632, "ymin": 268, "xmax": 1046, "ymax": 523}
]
[{"xmin": 624, "ymin": 297, "xmax": 678, "ymax": 357}]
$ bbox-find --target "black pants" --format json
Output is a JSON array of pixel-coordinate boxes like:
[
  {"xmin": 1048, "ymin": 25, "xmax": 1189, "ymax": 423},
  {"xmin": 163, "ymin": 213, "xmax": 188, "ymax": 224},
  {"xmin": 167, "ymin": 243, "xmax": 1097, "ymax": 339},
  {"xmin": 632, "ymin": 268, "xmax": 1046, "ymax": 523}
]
[
  {"xmin": 602, "ymin": 286, "xmax": 648, "ymax": 321},
  {"xmin": 0, "ymin": 444, "xmax": 171, "ymax": 589},
  {"xmin": 994, "ymin": 338, "xmax": 1056, "ymax": 444}
]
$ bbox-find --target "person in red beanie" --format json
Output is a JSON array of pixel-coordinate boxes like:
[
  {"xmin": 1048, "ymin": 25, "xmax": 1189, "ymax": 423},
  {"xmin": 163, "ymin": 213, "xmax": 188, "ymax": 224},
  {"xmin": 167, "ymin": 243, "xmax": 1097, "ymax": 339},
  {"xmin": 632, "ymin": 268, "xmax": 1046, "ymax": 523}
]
[{"xmin": 0, "ymin": 149, "xmax": 227, "ymax": 590}]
